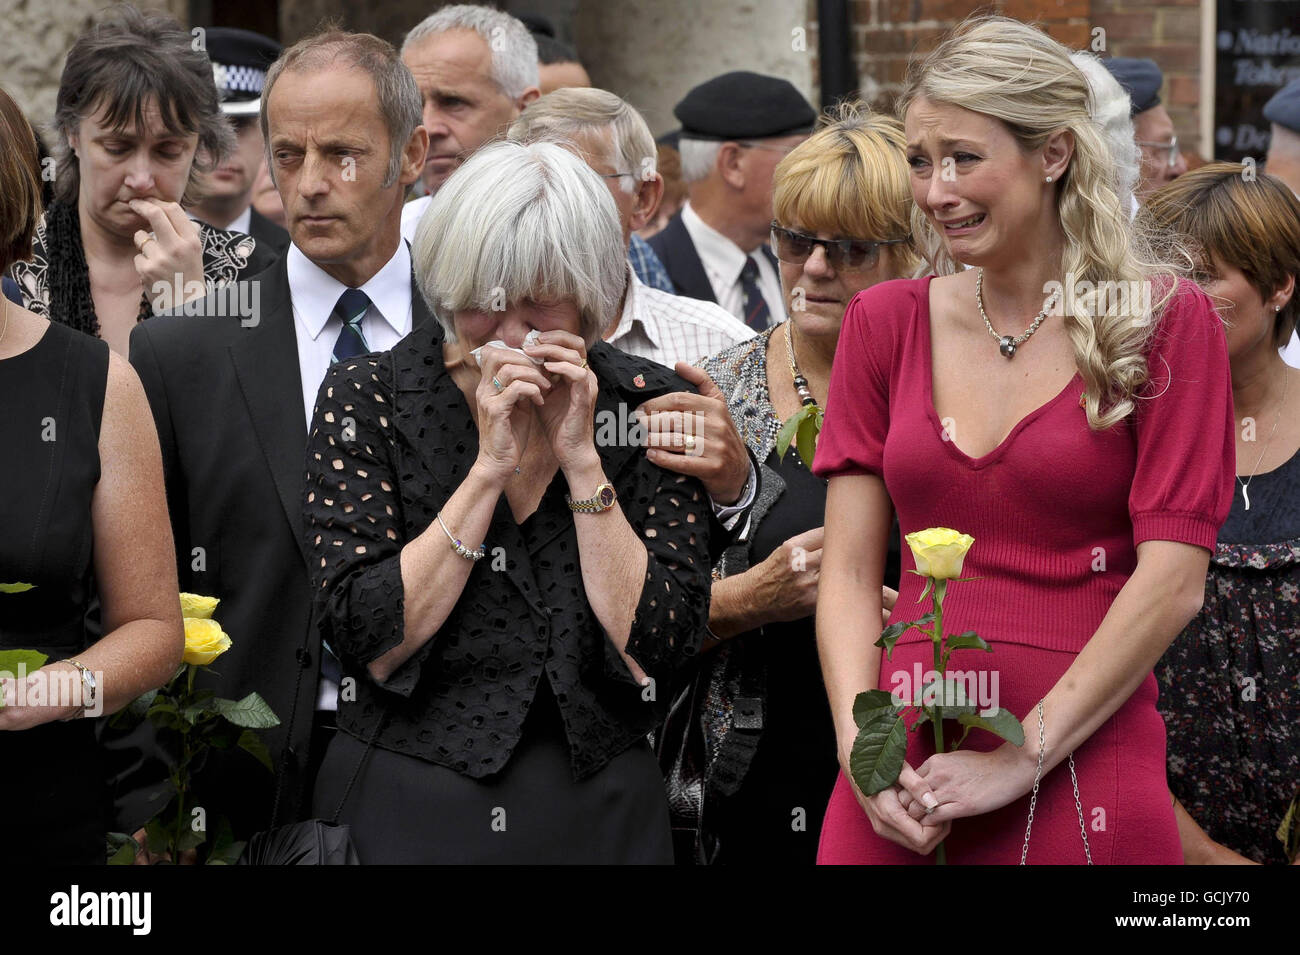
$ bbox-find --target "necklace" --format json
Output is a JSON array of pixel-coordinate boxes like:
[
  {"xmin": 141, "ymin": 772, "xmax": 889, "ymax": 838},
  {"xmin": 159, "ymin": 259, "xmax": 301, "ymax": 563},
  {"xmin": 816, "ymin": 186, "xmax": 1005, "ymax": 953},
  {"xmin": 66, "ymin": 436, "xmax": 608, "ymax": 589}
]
[
  {"xmin": 0, "ymin": 298, "xmax": 8, "ymax": 348},
  {"xmin": 784, "ymin": 320, "xmax": 819, "ymax": 409},
  {"xmin": 976, "ymin": 268, "xmax": 1060, "ymax": 359},
  {"xmin": 1237, "ymin": 371, "xmax": 1290, "ymax": 511}
]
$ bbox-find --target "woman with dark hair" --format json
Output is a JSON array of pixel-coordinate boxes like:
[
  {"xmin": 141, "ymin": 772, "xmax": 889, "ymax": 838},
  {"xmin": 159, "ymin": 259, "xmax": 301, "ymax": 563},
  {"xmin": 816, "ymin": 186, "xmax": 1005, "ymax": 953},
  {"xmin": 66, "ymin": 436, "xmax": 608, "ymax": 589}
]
[
  {"xmin": 0, "ymin": 84, "xmax": 183, "ymax": 864},
  {"xmin": 8, "ymin": 4, "xmax": 275, "ymax": 355},
  {"xmin": 1142, "ymin": 163, "xmax": 1300, "ymax": 864}
]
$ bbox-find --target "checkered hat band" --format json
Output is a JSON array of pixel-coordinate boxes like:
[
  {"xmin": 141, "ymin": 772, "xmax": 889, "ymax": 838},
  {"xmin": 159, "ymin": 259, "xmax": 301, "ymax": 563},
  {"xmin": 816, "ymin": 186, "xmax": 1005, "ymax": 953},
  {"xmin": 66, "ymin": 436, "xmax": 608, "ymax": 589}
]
[{"xmin": 212, "ymin": 63, "xmax": 266, "ymax": 98}]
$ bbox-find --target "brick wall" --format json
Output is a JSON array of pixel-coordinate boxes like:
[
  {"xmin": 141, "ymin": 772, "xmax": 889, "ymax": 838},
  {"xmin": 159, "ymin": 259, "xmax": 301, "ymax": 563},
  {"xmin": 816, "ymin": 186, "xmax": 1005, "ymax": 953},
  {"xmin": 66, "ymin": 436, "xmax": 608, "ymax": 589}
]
[{"xmin": 815, "ymin": 0, "xmax": 1205, "ymax": 156}]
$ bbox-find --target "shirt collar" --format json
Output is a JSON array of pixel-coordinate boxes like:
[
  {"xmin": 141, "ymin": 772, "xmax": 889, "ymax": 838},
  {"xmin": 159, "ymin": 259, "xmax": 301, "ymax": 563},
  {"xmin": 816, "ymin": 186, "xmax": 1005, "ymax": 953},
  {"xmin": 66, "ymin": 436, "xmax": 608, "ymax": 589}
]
[
  {"xmin": 228, "ymin": 206, "xmax": 252, "ymax": 237},
  {"xmin": 287, "ymin": 240, "xmax": 412, "ymax": 341},
  {"xmin": 681, "ymin": 200, "xmax": 748, "ymax": 283},
  {"xmin": 608, "ymin": 263, "xmax": 662, "ymax": 348}
]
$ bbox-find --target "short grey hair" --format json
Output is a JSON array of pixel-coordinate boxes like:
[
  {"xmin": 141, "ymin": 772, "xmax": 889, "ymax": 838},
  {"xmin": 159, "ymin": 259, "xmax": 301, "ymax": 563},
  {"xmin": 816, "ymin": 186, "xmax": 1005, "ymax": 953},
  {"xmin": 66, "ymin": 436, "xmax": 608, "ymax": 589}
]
[
  {"xmin": 1071, "ymin": 51, "xmax": 1140, "ymax": 214},
  {"xmin": 506, "ymin": 87, "xmax": 656, "ymax": 194},
  {"xmin": 402, "ymin": 4, "xmax": 539, "ymax": 101},
  {"xmin": 412, "ymin": 140, "xmax": 625, "ymax": 345},
  {"xmin": 678, "ymin": 137, "xmax": 722, "ymax": 183},
  {"xmin": 261, "ymin": 30, "xmax": 422, "ymax": 189}
]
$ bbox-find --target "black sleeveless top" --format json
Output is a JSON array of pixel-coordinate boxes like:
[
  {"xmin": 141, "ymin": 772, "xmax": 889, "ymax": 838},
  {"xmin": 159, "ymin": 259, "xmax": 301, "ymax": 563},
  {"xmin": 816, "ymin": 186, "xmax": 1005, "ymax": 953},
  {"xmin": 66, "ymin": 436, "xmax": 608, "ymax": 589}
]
[{"xmin": 0, "ymin": 320, "xmax": 109, "ymax": 864}]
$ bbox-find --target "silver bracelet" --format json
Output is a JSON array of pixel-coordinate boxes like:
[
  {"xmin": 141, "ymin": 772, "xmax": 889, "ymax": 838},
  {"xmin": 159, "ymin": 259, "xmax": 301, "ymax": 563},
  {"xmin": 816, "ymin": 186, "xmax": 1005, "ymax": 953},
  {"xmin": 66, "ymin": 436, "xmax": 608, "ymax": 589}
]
[{"xmin": 436, "ymin": 511, "xmax": 485, "ymax": 562}]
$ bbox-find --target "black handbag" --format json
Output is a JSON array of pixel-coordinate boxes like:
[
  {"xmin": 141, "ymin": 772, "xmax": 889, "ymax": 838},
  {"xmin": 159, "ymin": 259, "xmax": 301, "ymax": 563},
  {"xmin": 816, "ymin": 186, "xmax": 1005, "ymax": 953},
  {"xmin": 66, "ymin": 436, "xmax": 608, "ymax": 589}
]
[
  {"xmin": 238, "ymin": 640, "xmax": 384, "ymax": 865},
  {"xmin": 655, "ymin": 640, "xmax": 767, "ymax": 865}
]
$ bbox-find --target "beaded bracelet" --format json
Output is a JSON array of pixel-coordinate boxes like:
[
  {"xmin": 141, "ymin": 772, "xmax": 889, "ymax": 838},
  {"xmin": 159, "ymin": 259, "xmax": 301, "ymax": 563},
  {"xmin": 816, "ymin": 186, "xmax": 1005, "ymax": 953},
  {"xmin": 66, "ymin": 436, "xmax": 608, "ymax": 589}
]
[{"xmin": 436, "ymin": 511, "xmax": 486, "ymax": 562}]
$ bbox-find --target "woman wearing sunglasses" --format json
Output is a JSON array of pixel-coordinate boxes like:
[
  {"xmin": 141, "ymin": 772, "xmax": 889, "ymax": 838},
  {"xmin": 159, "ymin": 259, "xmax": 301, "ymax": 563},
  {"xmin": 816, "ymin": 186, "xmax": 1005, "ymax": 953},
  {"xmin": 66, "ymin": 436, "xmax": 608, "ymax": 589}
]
[{"xmin": 684, "ymin": 101, "xmax": 918, "ymax": 863}]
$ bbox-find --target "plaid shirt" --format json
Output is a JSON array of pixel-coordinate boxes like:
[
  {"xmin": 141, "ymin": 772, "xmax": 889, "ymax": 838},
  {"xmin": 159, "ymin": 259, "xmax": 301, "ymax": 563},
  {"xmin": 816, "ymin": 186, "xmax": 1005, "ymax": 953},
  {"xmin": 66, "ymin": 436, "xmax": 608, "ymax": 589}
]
[
  {"xmin": 628, "ymin": 234, "xmax": 675, "ymax": 293},
  {"xmin": 607, "ymin": 265, "xmax": 756, "ymax": 370}
]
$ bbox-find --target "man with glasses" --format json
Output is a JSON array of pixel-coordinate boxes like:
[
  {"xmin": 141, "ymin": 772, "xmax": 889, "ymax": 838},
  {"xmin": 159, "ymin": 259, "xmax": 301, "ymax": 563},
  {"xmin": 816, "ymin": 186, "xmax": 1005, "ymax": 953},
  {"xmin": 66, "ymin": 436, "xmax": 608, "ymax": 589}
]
[
  {"xmin": 648, "ymin": 71, "xmax": 815, "ymax": 330},
  {"xmin": 1104, "ymin": 57, "xmax": 1187, "ymax": 202}
]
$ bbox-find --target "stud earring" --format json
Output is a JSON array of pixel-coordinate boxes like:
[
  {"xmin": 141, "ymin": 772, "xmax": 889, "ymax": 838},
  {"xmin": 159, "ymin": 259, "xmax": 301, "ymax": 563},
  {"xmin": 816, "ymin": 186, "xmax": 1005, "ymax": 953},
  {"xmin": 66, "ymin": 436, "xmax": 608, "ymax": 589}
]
[{"xmin": 1045, "ymin": 176, "xmax": 1053, "ymax": 183}]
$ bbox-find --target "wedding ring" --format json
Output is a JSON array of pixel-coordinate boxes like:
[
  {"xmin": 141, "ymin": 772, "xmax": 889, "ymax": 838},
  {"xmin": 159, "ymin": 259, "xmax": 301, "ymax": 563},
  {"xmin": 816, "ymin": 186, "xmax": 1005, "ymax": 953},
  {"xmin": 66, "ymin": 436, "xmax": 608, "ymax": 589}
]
[
  {"xmin": 492, "ymin": 376, "xmax": 504, "ymax": 393},
  {"xmin": 683, "ymin": 434, "xmax": 697, "ymax": 453},
  {"xmin": 579, "ymin": 357, "xmax": 588, "ymax": 370}
]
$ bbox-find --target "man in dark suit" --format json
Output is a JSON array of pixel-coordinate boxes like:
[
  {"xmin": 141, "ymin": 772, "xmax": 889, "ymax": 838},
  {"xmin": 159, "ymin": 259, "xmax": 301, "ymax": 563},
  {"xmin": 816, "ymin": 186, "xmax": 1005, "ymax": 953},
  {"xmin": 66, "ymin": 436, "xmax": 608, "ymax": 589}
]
[
  {"xmin": 126, "ymin": 28, "xmax": 430, "ymax": 838},
  {"xmin": 188, "ymin": 28, "xmax": 290, "ymax": 257},
  {"xmin": 648, "ymin": 72, "xmax": 814, "ymax": 331}
]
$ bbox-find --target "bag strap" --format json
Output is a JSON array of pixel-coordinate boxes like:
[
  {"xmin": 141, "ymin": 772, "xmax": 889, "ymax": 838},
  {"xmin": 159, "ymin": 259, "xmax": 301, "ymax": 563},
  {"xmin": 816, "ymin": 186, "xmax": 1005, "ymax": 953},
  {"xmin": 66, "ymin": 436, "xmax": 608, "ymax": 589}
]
[{"xmin": 328, "ymin": 706, "xmax": 388, "ymax": 824}]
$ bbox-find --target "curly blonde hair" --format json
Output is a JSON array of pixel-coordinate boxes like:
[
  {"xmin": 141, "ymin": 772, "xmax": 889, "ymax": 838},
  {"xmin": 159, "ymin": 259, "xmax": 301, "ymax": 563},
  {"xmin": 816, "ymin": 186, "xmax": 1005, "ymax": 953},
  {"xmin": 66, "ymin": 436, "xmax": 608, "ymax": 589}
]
[{"xmin": 900, "ymin": 15, "xmax": 1185, "ymax": 429}]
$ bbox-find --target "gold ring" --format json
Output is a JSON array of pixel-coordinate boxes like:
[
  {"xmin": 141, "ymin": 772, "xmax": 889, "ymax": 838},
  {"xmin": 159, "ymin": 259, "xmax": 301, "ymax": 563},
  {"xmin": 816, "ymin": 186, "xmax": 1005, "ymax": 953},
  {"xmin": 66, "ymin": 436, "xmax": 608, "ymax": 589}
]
[
  {"xmin": 579, "ymin": 357, "xmax": 588, "ymax": 370},
  {"xmin": 683, "ymin": 434, "xmax": 697, "ymax": 453}
]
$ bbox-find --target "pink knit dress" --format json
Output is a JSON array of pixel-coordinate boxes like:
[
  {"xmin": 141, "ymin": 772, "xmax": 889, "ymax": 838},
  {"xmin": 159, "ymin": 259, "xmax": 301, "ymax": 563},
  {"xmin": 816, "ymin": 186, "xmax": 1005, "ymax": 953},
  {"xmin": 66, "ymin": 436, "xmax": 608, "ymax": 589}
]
[{"xmin": 812, "ymin": 277, "xmax": 1234, "ymax": 864}]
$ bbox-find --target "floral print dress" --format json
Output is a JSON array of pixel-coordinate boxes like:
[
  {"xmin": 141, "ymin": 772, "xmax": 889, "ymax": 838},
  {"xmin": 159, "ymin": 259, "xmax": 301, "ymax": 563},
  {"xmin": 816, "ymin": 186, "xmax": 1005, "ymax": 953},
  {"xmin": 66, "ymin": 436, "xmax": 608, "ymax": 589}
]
[{"xmin": 1156, "ymin": 450, "xmax": 1300, "ymax": 864}]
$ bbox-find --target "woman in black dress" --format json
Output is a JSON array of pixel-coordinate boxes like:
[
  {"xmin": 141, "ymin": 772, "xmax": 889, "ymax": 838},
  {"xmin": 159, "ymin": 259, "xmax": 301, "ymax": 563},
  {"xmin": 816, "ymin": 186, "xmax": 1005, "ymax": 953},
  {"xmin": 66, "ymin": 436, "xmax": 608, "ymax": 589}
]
[
  {"xmin": 305, "ymin": 140, "xmax": 711, "ymax": 863},
  {"xmin": 0, "ymin": 87, "xmax": 183, "ymax": 865},
  {"xmin": 1143, "ymin": 164, "xmax": 1300, "ymax": 864},
  {"xmin": 8, "ymin": 5, "xmax": 275, "ymax": 357},
  {"xmin": 688, "ymin": 103, "xmax": 915, "ymax": 864}
]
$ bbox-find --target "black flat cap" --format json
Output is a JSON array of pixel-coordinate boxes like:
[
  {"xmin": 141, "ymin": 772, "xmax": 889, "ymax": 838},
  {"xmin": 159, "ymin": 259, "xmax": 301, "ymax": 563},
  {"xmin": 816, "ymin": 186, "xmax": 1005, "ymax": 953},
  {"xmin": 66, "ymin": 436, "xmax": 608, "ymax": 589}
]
[
  {"xmin": 1102, "ymin": 57, "xmax": 1163, "ymax": 116},
  {"xmin": 205, "ymin": 27, "xmax": 282, "ymax": 117},
  {"xmin": 1264, "ymin": 79, "xmax": 1300, "ymax": 136},
  {"xmin": 674, "ymin": 71, "xmax": 816, "ymax": 141}
]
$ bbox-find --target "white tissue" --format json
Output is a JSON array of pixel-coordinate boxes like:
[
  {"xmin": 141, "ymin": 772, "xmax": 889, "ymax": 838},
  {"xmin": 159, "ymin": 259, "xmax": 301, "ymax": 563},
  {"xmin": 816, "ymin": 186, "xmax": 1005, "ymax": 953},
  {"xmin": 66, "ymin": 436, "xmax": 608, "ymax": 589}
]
[{"xmin": 470, "ymin": 335, "xmax": 545, "ymax": 366}]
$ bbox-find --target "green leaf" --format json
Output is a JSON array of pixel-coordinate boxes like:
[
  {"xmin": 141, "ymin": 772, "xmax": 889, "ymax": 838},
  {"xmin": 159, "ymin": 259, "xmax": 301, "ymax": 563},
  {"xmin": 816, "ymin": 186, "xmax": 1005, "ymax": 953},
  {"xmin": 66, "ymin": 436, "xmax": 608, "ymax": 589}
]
[
  {"xmin": 955, "ymin": 708, "xmax": 1026, "ymax": 747},
  {"xmin": 944, "ymin": 631, "xmax": 991, "ymax": 653},
  {"xmin": 212, "ymin": 692, "xmax": 281, "ymax": 729},
  {"xmin": 206, "ymin": 840, "xmax": 247, "ymax": 866},
  {"xmin": 776, "ymin": 407, "xmax": 806, "ymax": 459},
  {"xmin": 106, "ymin": 831, "xmax": 138, "ymax": 865},
  {"xmin": 849, "ymin": 710, "xmax": 909, "ymax": 795},
  {"xmin": 874, "ymin": 621, "xmax": 908, "ymax": 656},
  {"xmin": 144, "ymin": 816, "xmax": 172, "ymax": 857},
  {"xmin": 0, "ymin": 582, "xmax": 36, "ymax": 593},
  {"xmin": 1277, "ymin": 790, "xmax": 1300, "ymax": 862},
  {"xmin": 795, "ymin": 414, "xmax": 818, "ymax": 470},
  {"xmin": 237, "ymin": 728, "xmax": 275, "ymax": 773},
  {"xmin": 0, "ymin": 649, "xmax": 48, "ymax": 675},
  {"xmin": 853, "ymin": 689, "xmax": 902, "ymax": 729}
]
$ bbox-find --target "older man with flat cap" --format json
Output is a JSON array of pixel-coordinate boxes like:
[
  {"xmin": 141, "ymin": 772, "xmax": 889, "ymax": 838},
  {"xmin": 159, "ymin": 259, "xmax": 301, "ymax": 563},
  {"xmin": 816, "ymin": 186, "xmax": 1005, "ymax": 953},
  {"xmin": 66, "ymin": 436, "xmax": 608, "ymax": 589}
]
[
  {"xmin": 1265, "ymin": 79, "xmax": 1300, "ymax": 198},
  {"xmin": 1104, "ymin": 57, "xmax": 1187, "ymax": 202},
  {"xmin": 648, "ymin": 72, "xmax": 815, "ymax": 331}
]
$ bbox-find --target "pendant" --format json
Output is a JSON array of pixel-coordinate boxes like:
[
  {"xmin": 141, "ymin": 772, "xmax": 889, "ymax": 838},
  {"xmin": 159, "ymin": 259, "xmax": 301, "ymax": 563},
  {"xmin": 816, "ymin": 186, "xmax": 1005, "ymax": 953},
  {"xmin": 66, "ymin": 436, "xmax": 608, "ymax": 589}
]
[
  {"xmin": 999, "ymin": 335, "xmax": 1017, "ymax": 359},
  {"xmin": 1242, "ymin": 484, "xmax": 1250, "ymax": 511}
]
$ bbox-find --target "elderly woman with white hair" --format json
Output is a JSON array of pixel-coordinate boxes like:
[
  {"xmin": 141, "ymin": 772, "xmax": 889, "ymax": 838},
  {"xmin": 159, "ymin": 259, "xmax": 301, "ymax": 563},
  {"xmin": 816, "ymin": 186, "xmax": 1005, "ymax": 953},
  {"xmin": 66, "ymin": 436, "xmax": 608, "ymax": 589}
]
[{"xmin": 303, "ymin": 139, "xmax": 710, "ymax": 863}]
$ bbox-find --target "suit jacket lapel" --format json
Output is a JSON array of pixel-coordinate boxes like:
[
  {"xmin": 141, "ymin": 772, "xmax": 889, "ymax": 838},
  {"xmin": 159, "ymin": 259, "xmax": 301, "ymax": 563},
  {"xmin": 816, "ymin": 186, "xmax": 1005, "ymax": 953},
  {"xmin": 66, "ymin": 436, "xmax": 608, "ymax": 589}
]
[
  {"xmin": 229, "ymin": 259, "xmax": 312, "ymax": 565},
  {"xmin": 656, "ymin": 213, "xmax": 717, "ymax": 304}
]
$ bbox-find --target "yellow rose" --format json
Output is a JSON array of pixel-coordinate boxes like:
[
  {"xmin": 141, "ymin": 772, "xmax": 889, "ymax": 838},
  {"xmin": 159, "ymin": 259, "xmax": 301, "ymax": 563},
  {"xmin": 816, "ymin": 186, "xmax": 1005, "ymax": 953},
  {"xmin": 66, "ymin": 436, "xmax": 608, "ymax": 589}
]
[
  {"xmin": 183, "ymin": 617, "xmax": 232, "ymax": 666},
  {"xmin": 905, "ymin": 527, "xmax": 975, "ymax": 580},
  {"xmin": 180, "ymin": 592, "xmax": 220, "ymax": 619}
]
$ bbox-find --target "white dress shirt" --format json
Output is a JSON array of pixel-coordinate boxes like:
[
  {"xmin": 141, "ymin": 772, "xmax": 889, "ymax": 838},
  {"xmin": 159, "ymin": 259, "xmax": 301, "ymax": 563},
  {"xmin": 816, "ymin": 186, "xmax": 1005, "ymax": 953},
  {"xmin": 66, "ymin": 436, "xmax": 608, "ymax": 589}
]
[
  {"xmin": 680, "ymin": 201, "xmax": 786, "ymax": 327},
  {"xmin": 607, "ymin": 264, "xmax": 756, "ymax": 368},
  {"xmin": 287, "ymin": 240, "xmax": 414, "ymax": 431},
  {"xmin": 287, "ymin": 240, "xmax": 414, "ymax": 710},
  {"xmin": 188, "ymin": 205, "xmax": 251, "ymax": 235},
  {"xmin": 400, "ymin": 195, "xmax": 432, "ymax": 245}
]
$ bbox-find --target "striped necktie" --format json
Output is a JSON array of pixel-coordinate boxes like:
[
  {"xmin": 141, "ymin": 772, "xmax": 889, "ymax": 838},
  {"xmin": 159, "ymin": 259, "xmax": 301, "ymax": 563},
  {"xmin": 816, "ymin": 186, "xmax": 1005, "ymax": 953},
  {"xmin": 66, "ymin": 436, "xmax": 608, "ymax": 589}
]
[
  {"xmin": 331, "ymin": 288, "xmax": 371, "ymax": 363},
  {"xmin": 739, "ymin": 255, "xmax": 772, "ymax": 331}
]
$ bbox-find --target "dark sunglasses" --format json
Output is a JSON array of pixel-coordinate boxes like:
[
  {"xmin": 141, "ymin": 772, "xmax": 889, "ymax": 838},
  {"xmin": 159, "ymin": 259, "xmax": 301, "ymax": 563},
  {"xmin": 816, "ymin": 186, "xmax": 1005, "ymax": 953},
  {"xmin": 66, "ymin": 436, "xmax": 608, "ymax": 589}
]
[{"xmin": 769, "ymin": 222, "xmax": 909, "ymax": 271}]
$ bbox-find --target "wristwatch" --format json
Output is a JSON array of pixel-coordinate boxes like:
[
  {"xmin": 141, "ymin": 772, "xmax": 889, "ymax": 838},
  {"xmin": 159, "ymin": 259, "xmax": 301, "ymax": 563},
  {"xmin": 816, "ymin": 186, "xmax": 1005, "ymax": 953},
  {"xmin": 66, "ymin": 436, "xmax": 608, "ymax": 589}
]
[
  {"xmin": 64, "ymin": 660, "xmax": 97, "ymax": 720},
  {"xmin": 566, "ymin": 482, "xmax": 617, "ymax": 513}
]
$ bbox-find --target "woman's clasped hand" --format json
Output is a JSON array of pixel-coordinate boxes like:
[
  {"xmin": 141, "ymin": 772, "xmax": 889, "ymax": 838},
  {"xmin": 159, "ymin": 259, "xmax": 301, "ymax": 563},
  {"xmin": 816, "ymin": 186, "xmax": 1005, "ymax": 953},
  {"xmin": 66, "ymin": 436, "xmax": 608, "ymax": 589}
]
[{"xmin": 472, "ymin": 329, "xmax": 598, "ymax": 480}]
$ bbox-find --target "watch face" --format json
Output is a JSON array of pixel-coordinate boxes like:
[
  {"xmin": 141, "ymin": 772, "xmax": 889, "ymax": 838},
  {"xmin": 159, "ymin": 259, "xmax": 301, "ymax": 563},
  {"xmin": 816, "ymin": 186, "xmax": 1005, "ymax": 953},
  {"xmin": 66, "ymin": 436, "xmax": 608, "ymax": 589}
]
[{"xmin": 597, "ymin": 485, "xmax": 616, "ymax": 508}]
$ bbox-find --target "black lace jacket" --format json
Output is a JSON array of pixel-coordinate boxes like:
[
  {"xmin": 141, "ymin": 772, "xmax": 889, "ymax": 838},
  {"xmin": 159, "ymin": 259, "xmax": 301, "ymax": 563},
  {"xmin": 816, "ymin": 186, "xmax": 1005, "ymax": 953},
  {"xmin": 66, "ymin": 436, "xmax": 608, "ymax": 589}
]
[{"xmin": 304, "ymin": 327, "xmax": 711, "ymax": 781}]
